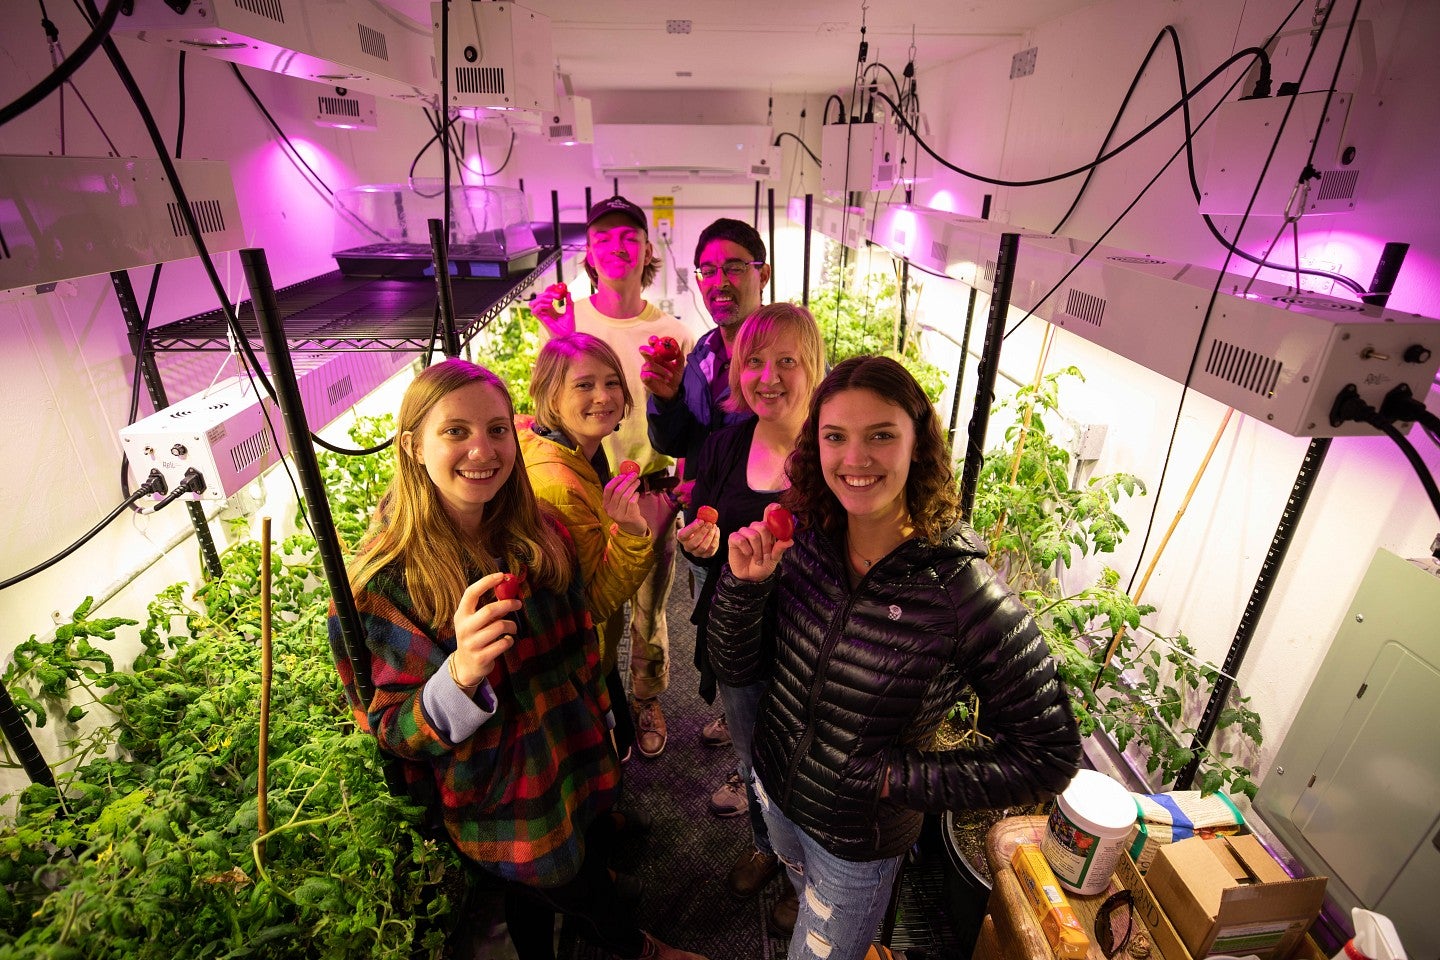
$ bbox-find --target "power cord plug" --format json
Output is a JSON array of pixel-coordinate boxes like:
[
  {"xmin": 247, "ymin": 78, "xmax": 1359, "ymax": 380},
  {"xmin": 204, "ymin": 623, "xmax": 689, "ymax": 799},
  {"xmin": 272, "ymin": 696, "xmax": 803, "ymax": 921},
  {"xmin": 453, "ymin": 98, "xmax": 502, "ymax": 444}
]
[
  {"xmin": 1328, "ymin": 384, "xmax": 1380, "ymax": 429},
  {"xmin": 136, "ymin": 468, "xmax": 168, "ymax": 499},
  {"xmin": 1378, "ymin": 383, "xmax": 1426, "ymax": 423},
  {"xmin": 150, "ymin": 468, "xmax": 206, "ymax": 511}
]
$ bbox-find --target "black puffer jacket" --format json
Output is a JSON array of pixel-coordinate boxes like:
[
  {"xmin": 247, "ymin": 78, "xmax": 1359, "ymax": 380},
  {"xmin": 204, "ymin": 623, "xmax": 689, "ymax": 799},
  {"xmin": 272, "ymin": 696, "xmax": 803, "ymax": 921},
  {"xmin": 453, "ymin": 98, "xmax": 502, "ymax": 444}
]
[{"xmin": 708, "ymin": 521, "xmax": 1082, "ymax": 862}]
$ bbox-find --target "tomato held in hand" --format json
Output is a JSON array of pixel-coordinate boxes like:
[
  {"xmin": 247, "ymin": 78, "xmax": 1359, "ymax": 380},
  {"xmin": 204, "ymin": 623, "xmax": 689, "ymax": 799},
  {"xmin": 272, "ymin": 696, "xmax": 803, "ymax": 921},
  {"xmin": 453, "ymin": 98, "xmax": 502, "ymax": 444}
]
[
  {"xmin": 617, "ymin": 459, "xmax": 640, "ymax": 476},
  {"xmin": 696, "ymin": 505, "xmax": 719, "ymax": 524},
  {"xmin": 763, "ymin": 503, "xmax": 794, "ymax": 541},
  {"xmin": 653, "ymin": 336, "xmax": 682, "ymax": 363},
  {"xmin": 494, "ymin": 573, "xmax": 522, "ymax": 601}
]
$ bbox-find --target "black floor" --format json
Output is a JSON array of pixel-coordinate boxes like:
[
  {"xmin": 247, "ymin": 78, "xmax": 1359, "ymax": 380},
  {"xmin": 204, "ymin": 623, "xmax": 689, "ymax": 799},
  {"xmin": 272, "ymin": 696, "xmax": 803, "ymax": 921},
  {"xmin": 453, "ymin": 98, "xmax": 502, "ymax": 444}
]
[{"xmin": 461, "ymin": 565, "xmax": 979, "ymax": 960}]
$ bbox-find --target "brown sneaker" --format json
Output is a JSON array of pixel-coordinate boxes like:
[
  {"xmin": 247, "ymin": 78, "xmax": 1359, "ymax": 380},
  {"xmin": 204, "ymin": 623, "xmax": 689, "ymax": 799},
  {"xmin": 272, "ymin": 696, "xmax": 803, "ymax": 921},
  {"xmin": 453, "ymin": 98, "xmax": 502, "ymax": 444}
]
[
  {"xmin": 726, "ymin": 848, "xmax": 780, "ymax": 898},
  {"xmin": 708, "ymin": 771, "xmax": 748, "ymax": 818},
  {"xmin": 699, "ymin": 712, "xmax": 731, "ymax": 747},
  {"xmin": 766, "ymin": 875, "xmax": 798, "ymax": 938},
  {"xmin": 636, "ymin": 931, "xmax": 710, "ymax": 960},
  {"xmin": 632, "ymin": 697, "xmax": 667, "ymax": 758}
]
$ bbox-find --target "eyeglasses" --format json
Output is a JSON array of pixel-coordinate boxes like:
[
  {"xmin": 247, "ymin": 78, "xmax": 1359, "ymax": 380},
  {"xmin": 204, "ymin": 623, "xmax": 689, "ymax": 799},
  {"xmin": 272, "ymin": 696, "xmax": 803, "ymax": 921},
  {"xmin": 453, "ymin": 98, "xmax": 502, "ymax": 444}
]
[
  {"xmin": 1095, "ymin": 889, "xmax": 1133, "ymax": 958},
  {"xmin": 694, "ymin": 260, "xmax": 764, "ymax": 282}
]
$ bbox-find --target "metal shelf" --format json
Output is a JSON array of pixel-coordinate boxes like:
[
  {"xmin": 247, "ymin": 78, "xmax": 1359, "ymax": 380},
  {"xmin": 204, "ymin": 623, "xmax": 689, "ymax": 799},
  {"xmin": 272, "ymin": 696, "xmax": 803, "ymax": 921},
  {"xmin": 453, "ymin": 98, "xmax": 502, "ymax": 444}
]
[{"xmin": 147, "ymin": 246, "xmax": 560, "ymax": 353}]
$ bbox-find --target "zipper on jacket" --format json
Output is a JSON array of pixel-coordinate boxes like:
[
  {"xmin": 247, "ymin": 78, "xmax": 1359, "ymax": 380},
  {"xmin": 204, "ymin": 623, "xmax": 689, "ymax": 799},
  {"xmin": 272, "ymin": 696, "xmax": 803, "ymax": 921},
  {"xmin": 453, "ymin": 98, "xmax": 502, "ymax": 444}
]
[{"xmin": 779, "ymin": 556, "xmax": 866, "ymax": 809}]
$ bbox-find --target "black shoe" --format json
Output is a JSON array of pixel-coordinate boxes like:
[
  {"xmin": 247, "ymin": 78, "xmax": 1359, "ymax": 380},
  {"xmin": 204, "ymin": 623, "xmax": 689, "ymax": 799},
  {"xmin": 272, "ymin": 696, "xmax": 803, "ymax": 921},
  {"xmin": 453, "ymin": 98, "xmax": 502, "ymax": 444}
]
[{"xmin": 612, "ymin": 806, "xmax": 654, "ymax": 837}]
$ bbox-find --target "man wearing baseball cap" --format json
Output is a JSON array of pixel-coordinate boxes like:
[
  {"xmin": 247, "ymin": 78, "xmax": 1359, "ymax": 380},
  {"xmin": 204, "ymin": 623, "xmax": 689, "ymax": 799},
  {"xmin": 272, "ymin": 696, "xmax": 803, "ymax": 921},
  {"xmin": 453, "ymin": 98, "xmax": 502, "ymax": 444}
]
[{"xmin": 532, "ymin": 196, "xmax": 704, "ymax": 762}]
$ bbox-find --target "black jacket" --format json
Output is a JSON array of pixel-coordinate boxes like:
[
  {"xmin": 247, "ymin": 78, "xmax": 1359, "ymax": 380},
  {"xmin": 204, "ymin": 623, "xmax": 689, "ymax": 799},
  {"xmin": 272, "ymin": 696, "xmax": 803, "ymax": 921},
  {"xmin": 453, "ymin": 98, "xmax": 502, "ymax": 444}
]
[{"xmin": 708, "ymin": 521, "xmax": 1082, "ymax": 862}]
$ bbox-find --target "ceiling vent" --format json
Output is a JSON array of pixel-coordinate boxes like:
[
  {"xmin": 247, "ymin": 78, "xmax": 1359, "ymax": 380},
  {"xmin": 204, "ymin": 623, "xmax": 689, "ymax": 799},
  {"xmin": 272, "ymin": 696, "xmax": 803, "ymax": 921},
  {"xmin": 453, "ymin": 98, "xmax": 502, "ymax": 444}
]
[{"xmin": 594, "ymin": 124, "xmax": 774, "ymax": 182}]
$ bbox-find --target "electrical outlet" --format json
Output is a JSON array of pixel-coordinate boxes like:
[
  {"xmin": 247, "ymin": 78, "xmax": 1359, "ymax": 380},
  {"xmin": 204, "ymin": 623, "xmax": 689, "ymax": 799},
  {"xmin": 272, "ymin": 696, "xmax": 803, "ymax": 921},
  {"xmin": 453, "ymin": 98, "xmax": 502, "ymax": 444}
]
[{"xmin": 656, "ymin": 219, "xmax": 673, "ymax": 242}]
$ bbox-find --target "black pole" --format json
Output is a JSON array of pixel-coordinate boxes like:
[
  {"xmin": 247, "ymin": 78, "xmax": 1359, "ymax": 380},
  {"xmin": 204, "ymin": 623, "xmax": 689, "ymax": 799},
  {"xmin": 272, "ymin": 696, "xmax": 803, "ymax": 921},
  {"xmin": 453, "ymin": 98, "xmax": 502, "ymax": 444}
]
[
  {"xmin": 427, "ymin": 218, "xmax": 460, "ymax": 357},
  {"xmin": 959, "ymin": 233, "xmax": 1019, "ymax": 520},
  {"xmin": 0, "ymin": 681, "xmax": 55, "ymax": 788},
  {"xmin": 240, "ymin": 247, "xmax": 374, "ymax": 710},
  {"xmin": 753, "ymin": 180, "xmax": 761, "ymax": 228},
  {"xmin": 611, "ymin": 177, "xmax": 619, "ymax": 196},
  {"xmin": 946, "ymin": 285, "xmax": 981, "ymax": 449},
  {"xmin": 767, "ymin": 187, "xmax": 777, "ymax": 303},
  {"xmin": 1361, "ymin": 241, "xmax": 1408, "ymax": 308},
  {"xmin": 585, "ymin": 186, "xmax": 592, "ymax": 212},
  {"xmin": 802, "ymin": 194, "xmax": 813, "ymax": 307},
  {"xmin": 110, "ymin": 270, "xmax": 223, "ymax": 577},
  {"xmin": 551, "ymin": 189, "xmax": 563, "ymax": 285},
  {"xmin": 1176, "ymin": 437, "xmax": 1330, "ymax": 788}
]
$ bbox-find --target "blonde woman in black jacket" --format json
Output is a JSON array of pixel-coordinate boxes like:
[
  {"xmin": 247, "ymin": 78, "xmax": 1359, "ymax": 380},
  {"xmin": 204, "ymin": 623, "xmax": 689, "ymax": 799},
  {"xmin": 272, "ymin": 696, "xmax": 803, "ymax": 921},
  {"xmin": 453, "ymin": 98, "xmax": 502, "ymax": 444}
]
[{"xmin": 708, "ymin": 356, "xmax": 1082, "ymax": 960}]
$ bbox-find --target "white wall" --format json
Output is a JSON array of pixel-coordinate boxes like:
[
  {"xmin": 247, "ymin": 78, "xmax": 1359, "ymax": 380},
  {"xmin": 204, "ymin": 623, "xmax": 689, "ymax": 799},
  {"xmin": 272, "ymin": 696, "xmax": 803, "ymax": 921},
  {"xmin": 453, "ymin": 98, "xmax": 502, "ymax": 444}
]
[
  {"xmin": 907, "ymin": 0, "xmax": 1440, "ymax": 794},
  {"xmin": 3, "ymin": 0, "xmax": 1436, "ymax": 806}
]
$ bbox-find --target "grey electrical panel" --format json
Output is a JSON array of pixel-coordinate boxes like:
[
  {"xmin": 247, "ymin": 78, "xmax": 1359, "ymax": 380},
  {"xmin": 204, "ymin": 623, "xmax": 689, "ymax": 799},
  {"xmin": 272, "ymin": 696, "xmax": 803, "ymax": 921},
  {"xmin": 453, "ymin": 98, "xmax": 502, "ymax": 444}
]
[{"xmin": 1255, "ymin": 549, "xmax": 1440, "ymax": 958}]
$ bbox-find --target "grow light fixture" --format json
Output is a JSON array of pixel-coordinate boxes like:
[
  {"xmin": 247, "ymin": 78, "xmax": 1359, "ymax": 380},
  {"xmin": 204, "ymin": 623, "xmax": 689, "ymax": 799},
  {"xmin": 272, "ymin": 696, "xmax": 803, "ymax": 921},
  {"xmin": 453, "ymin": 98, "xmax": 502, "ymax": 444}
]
[
  {"xmin": 870, "ymin": 203, "xmax": 1440, "ymax": 438},
  {"xmin": 545, "ymin": 73, "xmax": 593, "ymax": 146},
  {"xmin": 435, "ymin": 1, "xmax": 555, "ymax": 121},
  {"xmin": 0, "ymin": 154, "xmax": 246, "ymax": 291}
]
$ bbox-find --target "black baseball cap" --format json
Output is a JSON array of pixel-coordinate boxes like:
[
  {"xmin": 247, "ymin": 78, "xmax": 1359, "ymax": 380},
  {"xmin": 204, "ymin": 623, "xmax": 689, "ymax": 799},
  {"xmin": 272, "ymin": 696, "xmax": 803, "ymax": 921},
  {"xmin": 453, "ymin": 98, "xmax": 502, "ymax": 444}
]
[{"xmin": 586, "ymin": 195, "xmax": 648, "ymax": 233}]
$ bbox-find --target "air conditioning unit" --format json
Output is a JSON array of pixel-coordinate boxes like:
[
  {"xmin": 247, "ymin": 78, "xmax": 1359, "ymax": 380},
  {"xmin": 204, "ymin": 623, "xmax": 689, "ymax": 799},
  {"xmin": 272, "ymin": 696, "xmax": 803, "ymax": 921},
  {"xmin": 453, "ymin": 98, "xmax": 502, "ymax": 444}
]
[
  {"xmin": 435, "ymin": 1, "xmax": 554, "ymax": 118},
  {"xmin": 115, "ymin": 0, "xmax": 433, "ymax": 101},
  {"xmin": 593, "ymin": 124, "xmax": 775, "ymax": 181},
  {"xmin": 120, "ymin": 352, "xmax": 410, "ymax": 501},
  {"xmin": 0, "ymin": 155, "xmax": 245, "ymax": 291}
]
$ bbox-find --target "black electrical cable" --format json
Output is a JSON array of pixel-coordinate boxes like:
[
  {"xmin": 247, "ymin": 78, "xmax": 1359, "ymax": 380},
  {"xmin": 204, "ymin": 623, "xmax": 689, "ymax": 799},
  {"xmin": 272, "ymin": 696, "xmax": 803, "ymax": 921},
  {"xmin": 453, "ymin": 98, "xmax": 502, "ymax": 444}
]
[
  {"xmin": 0, "ymin": 0, "xmax": 122, "ymax": 129},
  {"xmin": 1333, "ymin": 390, "xmax": 1440, "ymax": 520},
  {"xmin": 175, "ymin": 51, "xmax": 186, "ymax": 159},
  {"xmin": 774, "ymin": 131, "xmax": 821, "ymax": 167},
  {"xmin": 861, "ymin": 61, "xmax": 904, "ymax": 102},
  {"xmin": 474, "ymin": 126, "xmax": 516, "ymax": 177},
  {"xmin": 1124, "ymin": 0, "xmax": 1346, "ymax": 597},
  {"xmin": 1052, "ymin": 27, "xmax": 1183, "ymax": 234},
  {"xmin": 823, "ymin": 93, "xmax": 847, "ymax": 125},
  {"xmin": 0, "ymin": 476, "xmax": 165, "ymax": 592},
  {"xmin": 312, "ymin": 432, "xmax": 393, "ymax": 456},
  {"xmin": 870, "ymin": 44, "xmax": 1272, "ymax": 188}
]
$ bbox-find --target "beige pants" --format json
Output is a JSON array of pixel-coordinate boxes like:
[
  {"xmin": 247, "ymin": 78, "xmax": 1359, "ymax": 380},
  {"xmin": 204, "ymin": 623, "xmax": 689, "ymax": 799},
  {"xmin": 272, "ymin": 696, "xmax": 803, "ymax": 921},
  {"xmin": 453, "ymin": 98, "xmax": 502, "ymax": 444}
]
[{"xmin": 628, "ymin": 519, "xmax": 677, "ymax": 700}]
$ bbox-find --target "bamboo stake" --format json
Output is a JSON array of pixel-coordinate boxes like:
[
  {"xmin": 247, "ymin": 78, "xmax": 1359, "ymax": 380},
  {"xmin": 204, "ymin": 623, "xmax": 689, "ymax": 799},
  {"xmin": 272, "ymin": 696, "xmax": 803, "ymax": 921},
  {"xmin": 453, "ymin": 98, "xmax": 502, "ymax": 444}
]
[
  {"xmin": 1093, "ymin": 407, "xmax": 1235, "ymax": 689},
  {"xmin": 257, "ymin": 517, "xmax": 273, "ymax": 863}
]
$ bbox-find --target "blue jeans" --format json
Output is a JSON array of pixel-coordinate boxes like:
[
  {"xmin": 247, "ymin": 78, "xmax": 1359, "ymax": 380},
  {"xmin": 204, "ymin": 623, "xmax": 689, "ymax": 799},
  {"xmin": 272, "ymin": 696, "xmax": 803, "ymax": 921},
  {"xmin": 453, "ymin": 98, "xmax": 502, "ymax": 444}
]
[
  {"xmin": 715, "ymin": 680, "xmax": 771, "ymax": 856},
  {"xmin": 755, "ymin": 780, "xmax": 904, "ymax": 960}
]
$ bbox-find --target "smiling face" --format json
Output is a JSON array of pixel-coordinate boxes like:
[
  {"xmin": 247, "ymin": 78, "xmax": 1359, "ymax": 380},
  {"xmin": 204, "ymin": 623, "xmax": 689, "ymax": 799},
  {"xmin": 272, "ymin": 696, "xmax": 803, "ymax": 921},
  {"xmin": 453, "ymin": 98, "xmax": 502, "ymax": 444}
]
[
  {"xmin": 586, "ymin": 213, "xmax": 651, "ymax": 286},
  {"xmin": 402, "ymin": 379, "xmax": 516, "ymax": 535},
  {"xmin": 696, "ymin": 238, "xmax": 770, "ymax": 330},
  {"xmin": 817, "ymin": 387, "xmax": 916, "ymax": 527},
  {"xmin": 739, "ymin": 330, "xmax": 811, "ymax": 426},
  {"xmin": 555, "ymin": 353, "xmax": 626, "ymax": 452}
]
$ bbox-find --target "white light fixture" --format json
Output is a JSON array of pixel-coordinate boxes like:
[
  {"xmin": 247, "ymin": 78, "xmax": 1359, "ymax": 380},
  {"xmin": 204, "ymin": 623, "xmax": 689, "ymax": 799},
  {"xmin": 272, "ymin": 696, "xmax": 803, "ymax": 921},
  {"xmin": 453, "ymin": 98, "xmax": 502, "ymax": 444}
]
[
  {"xmin": 116, "ymin": 0, "xmax": 433, "ymax": 101},
  {"xmin": 545, "ymin": 73, "xmax": 593, "ymax": 146},
  {"xmin": 311, "ymin": 84, "xmax": 379, "ymax": 130},
  {"xmin": 435, "ymin": 1, "xmax": 555, "ymax": 123}
]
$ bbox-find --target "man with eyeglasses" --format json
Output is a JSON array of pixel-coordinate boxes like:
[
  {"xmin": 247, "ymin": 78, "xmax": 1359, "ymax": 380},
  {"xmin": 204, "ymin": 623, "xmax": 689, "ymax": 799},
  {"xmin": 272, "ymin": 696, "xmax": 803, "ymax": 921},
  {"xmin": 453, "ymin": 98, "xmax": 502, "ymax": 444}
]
[
  {"xmin": 643, "ymin": 218, "xmax": 771, "ymax": 475},
  {"xmin": 532, "ymin": 195, "xmax": 705, "ymax": 763}
]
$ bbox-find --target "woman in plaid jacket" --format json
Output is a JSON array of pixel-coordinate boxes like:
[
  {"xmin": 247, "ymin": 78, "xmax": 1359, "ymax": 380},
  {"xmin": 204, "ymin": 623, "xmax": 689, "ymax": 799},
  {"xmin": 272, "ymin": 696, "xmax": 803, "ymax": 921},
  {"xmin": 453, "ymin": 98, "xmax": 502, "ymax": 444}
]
[{"xmin": 331, "ymin": 359, "xmax": 706, "ymax": 960}]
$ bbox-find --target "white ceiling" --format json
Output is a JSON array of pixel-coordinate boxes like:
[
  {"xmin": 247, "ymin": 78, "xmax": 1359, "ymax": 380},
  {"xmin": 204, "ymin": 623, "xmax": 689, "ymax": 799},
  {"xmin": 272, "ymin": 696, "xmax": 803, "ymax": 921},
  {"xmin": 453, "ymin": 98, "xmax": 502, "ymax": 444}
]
[{"xmin": 394, "ymin": 1, "xmax": 1106, "ymax": 94}]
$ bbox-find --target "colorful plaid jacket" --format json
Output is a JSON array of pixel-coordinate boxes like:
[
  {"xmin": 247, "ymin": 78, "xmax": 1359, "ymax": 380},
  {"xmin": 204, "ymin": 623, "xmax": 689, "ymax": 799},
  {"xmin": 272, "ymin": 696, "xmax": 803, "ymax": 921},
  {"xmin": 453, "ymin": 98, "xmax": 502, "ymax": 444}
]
[{"xmin": 329, "ymin": 525, "xmax": 620, "ymax": 887}]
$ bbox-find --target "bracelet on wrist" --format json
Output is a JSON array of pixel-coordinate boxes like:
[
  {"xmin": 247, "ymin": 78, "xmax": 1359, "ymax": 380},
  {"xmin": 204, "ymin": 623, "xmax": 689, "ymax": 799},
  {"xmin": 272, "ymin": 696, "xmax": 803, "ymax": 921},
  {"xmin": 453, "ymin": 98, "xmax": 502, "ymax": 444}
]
[{"xmin": 447, "ymin": 654, "xmax": 479, "ymax": 696}]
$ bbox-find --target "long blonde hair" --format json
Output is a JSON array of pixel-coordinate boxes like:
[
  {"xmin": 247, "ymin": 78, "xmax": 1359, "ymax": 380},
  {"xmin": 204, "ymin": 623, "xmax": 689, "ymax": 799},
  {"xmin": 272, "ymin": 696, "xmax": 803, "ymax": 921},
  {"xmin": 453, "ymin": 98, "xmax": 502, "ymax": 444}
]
[{"xmin": 348, "ymin": 359, "xmax": 572, "ymax": 629}]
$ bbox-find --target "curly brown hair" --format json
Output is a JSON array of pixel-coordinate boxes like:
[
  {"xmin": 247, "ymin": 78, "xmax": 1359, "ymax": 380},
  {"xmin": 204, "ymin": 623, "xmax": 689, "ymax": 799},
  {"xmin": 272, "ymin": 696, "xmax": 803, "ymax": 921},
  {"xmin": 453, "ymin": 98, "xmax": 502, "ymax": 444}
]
[{"xmin": 783, "ymin": 355, "xmax": 962, "ymax": 542}]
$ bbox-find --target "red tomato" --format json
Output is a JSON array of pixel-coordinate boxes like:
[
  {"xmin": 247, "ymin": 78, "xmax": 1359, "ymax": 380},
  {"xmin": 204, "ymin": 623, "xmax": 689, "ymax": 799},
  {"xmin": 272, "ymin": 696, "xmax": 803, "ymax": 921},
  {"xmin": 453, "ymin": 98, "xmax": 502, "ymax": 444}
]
[
  {"xmin": 618, "ymin": 459, "xmax": 641, "ymax": 476},
  {"xmin": 764, "ymin": 503, "xmax": 794, "ymax": 541},
  {"xmin": 494, "ymin": 574, "xmax": 522, "ymax": 601},
  {"xmin": 696, "ymin": 505, "xmax": 719, "ymax": 524},
  {"xmin": 655, "ymin": 336, "xmax": 682, "ymax": 363}
]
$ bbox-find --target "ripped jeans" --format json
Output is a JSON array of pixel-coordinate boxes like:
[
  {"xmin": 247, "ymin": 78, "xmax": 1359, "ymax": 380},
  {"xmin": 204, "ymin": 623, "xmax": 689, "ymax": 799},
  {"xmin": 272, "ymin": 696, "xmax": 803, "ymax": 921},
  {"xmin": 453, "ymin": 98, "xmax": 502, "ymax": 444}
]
[{"xmin": 754, "ymin": 779, "xmax": 904, "ymax": 960}]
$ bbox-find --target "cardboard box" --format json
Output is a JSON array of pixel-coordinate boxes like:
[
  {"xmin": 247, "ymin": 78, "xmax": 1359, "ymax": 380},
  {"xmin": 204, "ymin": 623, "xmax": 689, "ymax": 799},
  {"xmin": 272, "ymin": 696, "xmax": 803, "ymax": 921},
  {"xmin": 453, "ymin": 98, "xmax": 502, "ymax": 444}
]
[{"xmin": 1144, "ymin": 835, "xmax": 1326, "ymax": 960}]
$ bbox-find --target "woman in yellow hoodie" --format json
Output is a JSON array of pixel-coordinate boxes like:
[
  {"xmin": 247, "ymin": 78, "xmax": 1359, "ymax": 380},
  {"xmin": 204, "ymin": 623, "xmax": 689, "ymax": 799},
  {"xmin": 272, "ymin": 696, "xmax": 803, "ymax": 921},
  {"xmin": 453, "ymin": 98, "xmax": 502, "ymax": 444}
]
[{"xmin": 523, "ymin": 333, "xmax": 660, "ymax": 760}]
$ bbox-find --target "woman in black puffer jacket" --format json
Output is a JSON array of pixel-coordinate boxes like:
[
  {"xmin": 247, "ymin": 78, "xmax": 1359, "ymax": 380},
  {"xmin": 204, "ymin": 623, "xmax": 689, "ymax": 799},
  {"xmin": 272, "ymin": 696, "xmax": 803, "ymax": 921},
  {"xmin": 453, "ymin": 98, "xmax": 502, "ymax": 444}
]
[{"xmin": 709, "ymin": 356, "xmax": 1082, "ymax": 960}]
